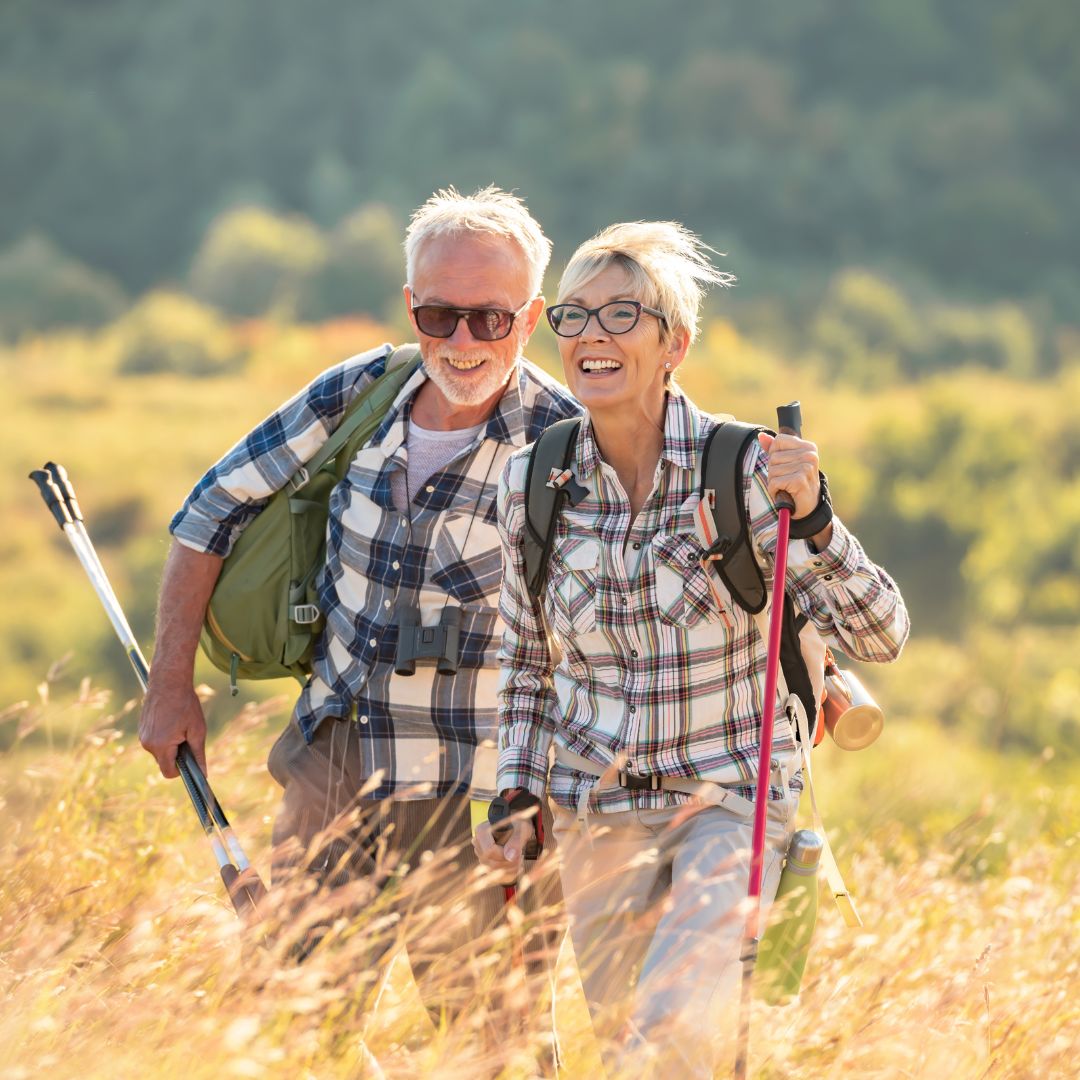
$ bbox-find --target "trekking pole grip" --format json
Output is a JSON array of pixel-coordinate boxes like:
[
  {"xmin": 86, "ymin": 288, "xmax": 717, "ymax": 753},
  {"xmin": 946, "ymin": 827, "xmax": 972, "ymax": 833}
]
[
  {"xmin": 29, "ymin": 468, "xmax": 73, "ymax": 529},
  {"xmin": 774, "ymin": 401, "xmax": 803, "ymax": 512},
  {"xmin": 45, "ymin": 462, "xmax": 84, "ymax": 522},
  {"xmin": 776, "ymin": 401, "xmax": 802, "ymax": 438}
]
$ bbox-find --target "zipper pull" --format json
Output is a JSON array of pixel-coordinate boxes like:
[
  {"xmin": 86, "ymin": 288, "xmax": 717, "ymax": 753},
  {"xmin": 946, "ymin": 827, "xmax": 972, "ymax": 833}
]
[{"xmin": 229, "ymin": 652, "xmax": 239, "ymax": 697}]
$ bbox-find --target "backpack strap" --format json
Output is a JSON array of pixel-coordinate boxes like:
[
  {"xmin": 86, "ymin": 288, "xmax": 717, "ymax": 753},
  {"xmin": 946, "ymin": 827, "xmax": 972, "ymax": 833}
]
[
  {"xmin": 523, "ymin": 417, "xmax": 583, "ymax": 604},
  {"xmin": 699, "ymin": 420, "xmax": 768, "ymax": 615},
  {"xmin": 291, "ymin": 343, "xmax": 422, "ymax": 491},
  {"xmin": 700, "ymin": 419, "xmax": 819, "ymax": 741}
]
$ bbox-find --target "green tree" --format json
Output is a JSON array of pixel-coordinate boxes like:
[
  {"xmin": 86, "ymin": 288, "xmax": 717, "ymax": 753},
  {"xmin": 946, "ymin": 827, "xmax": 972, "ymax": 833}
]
[
  {"xmin": 294, "ymin": 204, "xmax": 404, "ymax": 323},
  {"xmin": 0, "ymin": 235, "xmax": 126, "ymax": 339},
  {"xmin": 112, "ymin": 291, "xmax": 238, "ymax": 376},
  {"xmin": 189, "ymin": 206, "xmax": 326, "ymax": 319}
]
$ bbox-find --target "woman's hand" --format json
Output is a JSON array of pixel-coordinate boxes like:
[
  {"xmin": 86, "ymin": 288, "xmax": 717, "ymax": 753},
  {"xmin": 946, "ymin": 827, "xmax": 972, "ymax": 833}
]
[
  {"xmin": 472, "ymin": 817, "xmax": 535, "ymax": 884},
  {"xmin": 757, "ymin": 431, "xmax": 833, "ymax": 548}
]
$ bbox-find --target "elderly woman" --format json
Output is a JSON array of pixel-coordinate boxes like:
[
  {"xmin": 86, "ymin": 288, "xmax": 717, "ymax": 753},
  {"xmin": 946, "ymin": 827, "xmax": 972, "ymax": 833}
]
[{"xmin": 475, "ymin": 222, "xmax": 909, "ymax": 1073}]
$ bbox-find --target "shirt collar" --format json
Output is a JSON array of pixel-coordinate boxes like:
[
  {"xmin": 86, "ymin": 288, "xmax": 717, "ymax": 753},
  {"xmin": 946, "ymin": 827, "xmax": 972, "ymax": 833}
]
[
  {"xmin": 574, "ymin": 388, "xmax": 703, "ymax": 479},
  {"xmin": 375, "ymin": 354, "xmax": 532, "ymax": 458}
]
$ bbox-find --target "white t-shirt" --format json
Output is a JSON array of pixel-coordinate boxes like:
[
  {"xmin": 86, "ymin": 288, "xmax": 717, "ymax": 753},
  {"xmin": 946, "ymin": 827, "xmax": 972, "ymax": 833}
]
[{"xmin": 390, "ymin": 419, "xmax": 486, "ymax": 511}]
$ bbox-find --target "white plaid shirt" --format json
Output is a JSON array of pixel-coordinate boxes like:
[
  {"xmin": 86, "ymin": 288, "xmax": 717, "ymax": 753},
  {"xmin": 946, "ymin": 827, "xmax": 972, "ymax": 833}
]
[
  {"xmin": 171, "ymin": 343, "xmax": 580, "ymax": 799},
  {"xmin": 496, "ymin": 389, "xmax": 910, "ymax": 814}
]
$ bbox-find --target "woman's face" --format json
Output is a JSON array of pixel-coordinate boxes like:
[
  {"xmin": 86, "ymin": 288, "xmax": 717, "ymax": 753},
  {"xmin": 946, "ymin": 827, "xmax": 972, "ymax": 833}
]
[{"xmin": 554, "ymin": 264, "xmax": 684, "ymax": 417}]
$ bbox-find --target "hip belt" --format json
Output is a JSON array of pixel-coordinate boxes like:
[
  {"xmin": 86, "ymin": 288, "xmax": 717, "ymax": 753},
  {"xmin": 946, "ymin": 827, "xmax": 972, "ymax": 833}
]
[{"xmin": 552, "ymin": 743, "xmax": 799, "ymax": 824}]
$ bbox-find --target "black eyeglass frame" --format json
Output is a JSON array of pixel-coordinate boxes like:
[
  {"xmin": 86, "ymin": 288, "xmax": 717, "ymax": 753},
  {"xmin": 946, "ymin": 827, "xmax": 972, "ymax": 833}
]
[
  {"xmin": 410, "ymin": 298, "xmax": 534, "ymax": 342},
  {"xmin": 545, "ymin": 300, "xmax": 668, "ymax": 338}
]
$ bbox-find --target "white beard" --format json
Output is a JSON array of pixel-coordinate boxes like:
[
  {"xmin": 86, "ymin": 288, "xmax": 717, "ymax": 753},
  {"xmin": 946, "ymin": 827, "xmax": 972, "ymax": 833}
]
[{"xmin": 425, "ymin": 344, "xmax": 517, "ymax": 406}]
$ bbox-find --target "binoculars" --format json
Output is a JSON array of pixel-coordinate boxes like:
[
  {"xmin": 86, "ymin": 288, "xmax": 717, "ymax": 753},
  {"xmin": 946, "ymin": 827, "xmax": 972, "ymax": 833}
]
[{"xmin": 394, "ymin": 604, "xmax": 462, "ymax": 676}]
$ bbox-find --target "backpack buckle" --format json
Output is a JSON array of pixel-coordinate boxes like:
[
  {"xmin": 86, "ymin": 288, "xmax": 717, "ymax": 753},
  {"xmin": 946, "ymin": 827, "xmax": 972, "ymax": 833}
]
[
  {"xmin": 291, "ymin": 603, "xmax": 321, "ymax": 625},
  {"xmin": 702, "ymin": 535, "xmax": 732, "ymax": 564},
  {"xmin": 288, "ymin": 467, "xmax": 310, "ymax": 493},
  {"xmin": 618, "ymin": 769, "xmax": 662, "ymax": 792}
]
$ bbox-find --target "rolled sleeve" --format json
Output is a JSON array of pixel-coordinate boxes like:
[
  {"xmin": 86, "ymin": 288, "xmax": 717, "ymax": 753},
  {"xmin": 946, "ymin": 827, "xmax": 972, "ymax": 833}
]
[
  {"xmin": 748, "ymin": 442, "xmax": 911, "ymax": 664},
  {"xmin": 169, "ymin": 344, "xmax": 392, "ymax": 557}
]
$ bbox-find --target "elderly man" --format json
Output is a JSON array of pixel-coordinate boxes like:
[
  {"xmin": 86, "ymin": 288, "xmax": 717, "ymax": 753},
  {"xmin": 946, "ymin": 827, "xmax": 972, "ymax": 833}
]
[{"xmin": 139, "ymin": 186, "xmax": 578, "ymax": 1016}]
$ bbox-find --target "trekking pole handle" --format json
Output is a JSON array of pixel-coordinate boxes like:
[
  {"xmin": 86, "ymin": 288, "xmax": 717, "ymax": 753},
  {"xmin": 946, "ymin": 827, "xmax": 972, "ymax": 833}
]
[
  {"xmin": 29, "ymin": 469, "xmax": 74, "ymax": 530},
  {"xmin": 45, "ymin": 462, "xmax": 84, "ymax": 522},
  {"xmin": 776, "ymin": 401, "xmax": 802, "ymax": 439},
  {"xmin": 774, "ymin": 401, "xmax": 803, "ymax": 513}
]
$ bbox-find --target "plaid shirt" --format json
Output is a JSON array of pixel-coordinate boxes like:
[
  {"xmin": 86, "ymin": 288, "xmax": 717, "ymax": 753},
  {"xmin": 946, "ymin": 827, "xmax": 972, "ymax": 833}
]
[
  {"xmin": 496, "ymin": 389, "xmax": 910, "ymax": 814},
  {"xmin": 171, "ymin": 343, "xmax": 580, "ymax": 800}
]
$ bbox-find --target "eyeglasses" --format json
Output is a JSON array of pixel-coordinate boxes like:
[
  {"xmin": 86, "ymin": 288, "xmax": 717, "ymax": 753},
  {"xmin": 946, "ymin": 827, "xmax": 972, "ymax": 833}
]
[
  {"xmin": 411, "ymin": 299, "xmax": 532, "ymax": 341},
  {"xmin": 546, "ymin": 300, "xmax": 667, "ymax": 338}
]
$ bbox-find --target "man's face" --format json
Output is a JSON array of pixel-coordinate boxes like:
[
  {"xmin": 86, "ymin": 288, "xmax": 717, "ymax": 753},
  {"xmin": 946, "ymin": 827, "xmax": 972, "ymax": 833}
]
[{"xmin": 405, "ymin": 234, "xmax": 543, "ymax": 411}]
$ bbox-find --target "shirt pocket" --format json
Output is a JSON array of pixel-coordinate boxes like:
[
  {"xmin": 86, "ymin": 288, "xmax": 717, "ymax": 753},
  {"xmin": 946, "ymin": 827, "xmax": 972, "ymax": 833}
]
[
  {"xmin": 430, "ymin": 510, "xmax": 503, "ymax": 606},
  {"xmin": 652, "ymin": 532, "xmax": 728, "ymax": 628},
  {"xmin": 546, "ymin": 537, "xmax": 600, "ymax": 639}
]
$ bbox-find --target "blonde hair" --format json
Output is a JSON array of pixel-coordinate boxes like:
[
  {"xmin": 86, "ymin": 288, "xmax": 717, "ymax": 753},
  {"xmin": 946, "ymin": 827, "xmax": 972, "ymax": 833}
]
[
  {"xmin": 405, "ymin": 185, "xmax": 552, "ymax": 296},
  {"xmin": 556, "ymin": 221, "xmax": 734, "ymax": 344}
]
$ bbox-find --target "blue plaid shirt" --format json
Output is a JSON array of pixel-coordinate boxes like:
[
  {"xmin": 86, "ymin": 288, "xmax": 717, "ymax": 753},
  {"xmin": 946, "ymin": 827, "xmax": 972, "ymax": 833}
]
[{"xmin": 171, "ymin": 343, "xmax": 580, "ymax": 799}]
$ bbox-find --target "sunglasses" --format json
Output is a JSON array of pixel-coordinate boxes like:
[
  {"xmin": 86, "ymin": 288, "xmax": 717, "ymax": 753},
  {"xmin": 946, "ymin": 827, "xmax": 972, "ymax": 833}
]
[
  {"xmin": 546, "ymin": 300, "xmax": 667, "ymax": 338},
  {"xmin": 411, "ymin": 298, "xmax": 533, "ymax": 342}
]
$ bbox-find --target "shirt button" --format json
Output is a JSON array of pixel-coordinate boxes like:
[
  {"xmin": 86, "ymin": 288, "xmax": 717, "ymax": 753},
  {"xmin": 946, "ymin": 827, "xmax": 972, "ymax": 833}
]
[
  {"xmin": 425, "ymin": 484, "xmax": 435, "ymax": 493},
  {"xmin": 628, "ymin": 705, "xmax": 637, "ymax": 714},
  {"xmin": 813, "ymin": 561, "xmax": 823, "ymax": 568},
  {"xmin": 621, "ymin": 596, "xmax": 628, "ymax": 605},
  {"xmin": 369, "ymin": 638, "xmax": 377, "ymax": 648},
  {"xmin": 632, "ymin": 542, "xmax": 641, "ymax": 550},
  {"xmin": 392, "ymin": 560, "xmax": 400, "ymax": 570},
  {"xmin": 400, "ymin": 517, "xmax": 408, "ymax": 528},
  {"xmin": 359, "ymin": 714, "xmax": 369, "ymax": 725},
  {"xmin": 824, "ymin": 574, "xmax": 833, "ymax": 581},
  {"xmin": 630, "ymin": 649, "xmax": 639, "ymax": 658},
  {"xmin": 383, "ymin": 599, "xmax": 392, "ymax": 609}
]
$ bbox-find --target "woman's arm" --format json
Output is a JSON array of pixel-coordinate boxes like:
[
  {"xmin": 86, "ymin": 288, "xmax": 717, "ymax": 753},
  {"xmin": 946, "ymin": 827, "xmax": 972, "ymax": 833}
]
[
  {"xmin": 747, "ymin": 438, "xmax": 911, "ymax": 663},
  {"xmin": 495, "ymin": 451, "xmax": 558, "ymax": 799}
]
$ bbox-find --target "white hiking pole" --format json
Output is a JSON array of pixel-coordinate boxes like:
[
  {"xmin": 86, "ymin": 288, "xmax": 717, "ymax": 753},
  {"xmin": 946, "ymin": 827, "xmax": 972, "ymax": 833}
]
[
  {"xmin": 733, "ymin": 402, "xmax": 802, "ymax": 1080},
  {"xmin": 30, "ymin": 462, "xmax": 266, "ymax": 916}
]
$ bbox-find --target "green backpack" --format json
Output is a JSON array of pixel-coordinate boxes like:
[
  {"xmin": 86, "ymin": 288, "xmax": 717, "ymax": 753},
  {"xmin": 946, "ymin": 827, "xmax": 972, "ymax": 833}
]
[{"xmin": 200, "ymin": 344, "xmax": 422, "ymax": 691}]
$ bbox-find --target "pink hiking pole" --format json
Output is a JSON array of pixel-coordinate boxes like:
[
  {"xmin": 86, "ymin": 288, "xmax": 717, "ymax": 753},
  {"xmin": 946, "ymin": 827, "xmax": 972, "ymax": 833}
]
[{"xmin": 734, "ymin": 401, "xmax": 802, "ymax": 1079}]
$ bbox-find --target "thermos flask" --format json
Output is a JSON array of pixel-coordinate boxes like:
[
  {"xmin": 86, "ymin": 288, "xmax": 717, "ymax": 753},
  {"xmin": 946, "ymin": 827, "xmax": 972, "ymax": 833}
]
[{"xmin": 757, "ymin": 829, "xmax": 823, "ymax": 1004}]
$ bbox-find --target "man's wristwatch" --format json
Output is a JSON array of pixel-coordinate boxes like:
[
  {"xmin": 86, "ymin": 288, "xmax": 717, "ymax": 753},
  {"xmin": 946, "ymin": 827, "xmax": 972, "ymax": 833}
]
[
  {"xmin": 488, "ymin": 788, "xmax": 543, "ymax": 858},
  {"xmin": 788, "ymin": 470, "xmax": 834, "ymax": 540}
]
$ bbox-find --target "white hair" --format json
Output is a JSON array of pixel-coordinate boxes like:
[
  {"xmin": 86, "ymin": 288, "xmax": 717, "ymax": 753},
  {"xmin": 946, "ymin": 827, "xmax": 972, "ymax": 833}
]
[
  {"xmin": 556, "ymin": 221, "xmax": 735, "ymax": 344},
  {"xmin": 404, "ymin": 185, "xmax": 552, "ymax": 296}
]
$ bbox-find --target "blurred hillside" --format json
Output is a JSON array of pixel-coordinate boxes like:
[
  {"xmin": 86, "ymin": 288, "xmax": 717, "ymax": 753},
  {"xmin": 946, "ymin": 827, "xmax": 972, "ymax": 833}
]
[{"xmin": 2, "ymin": 0, "xmax": 1079, "ymax": 319}]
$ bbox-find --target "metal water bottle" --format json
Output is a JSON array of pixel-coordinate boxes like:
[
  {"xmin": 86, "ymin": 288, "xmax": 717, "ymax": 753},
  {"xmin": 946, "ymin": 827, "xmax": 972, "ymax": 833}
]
[{"xmin": 757, "ymin": 829, "xmax": 823, "ymax": 1004}]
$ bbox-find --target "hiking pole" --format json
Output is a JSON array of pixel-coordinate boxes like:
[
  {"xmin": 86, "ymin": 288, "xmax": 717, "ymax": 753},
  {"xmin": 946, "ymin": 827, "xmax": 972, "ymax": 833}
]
[
  {"xmin": 29, "ymin": 462, "xmax": 266, "ymax": 916},
  {"xmin": 734, "ymin": 402, "xmax": 802, "ymax": 1080}
]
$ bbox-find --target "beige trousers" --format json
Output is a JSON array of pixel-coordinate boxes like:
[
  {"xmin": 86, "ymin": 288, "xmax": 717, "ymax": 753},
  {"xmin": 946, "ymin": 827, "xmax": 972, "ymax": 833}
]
[
  {"xmin": 267, "ymin": 718, "xmax": 562, "ymax": 1027},
  {"xmin": 552, "ymin": 798, "xmax": 795, "ymax": 1077}
]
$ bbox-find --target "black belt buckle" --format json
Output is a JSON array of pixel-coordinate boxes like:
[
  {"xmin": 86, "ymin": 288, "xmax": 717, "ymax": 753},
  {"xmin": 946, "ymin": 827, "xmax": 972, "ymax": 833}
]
[{"xmin": 618, "ymin": 769, "xmax": 662, "ymax": 792}]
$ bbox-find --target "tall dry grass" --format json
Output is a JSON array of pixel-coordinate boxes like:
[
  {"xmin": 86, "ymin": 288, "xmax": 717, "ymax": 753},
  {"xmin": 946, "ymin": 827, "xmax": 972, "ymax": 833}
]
[{"xmin": 2, "ymin": 679, "xmax": 1077, "ymax": 1078}]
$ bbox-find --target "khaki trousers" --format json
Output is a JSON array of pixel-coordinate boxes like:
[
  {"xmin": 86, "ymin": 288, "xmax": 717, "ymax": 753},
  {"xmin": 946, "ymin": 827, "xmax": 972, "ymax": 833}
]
[
  {"xmin": 552, "ymin": 799, "xmax": 794, "ymax": 1078},
  {"xmin": 267, "ymin": 718, "xmax": 562, "ymax": 1028}
]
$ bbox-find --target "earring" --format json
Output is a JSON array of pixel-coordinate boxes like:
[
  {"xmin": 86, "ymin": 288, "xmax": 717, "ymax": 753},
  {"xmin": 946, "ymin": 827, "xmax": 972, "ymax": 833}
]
[{"xmin": 664, "ymin": 361, "xmax": 672, "ymax": 370}]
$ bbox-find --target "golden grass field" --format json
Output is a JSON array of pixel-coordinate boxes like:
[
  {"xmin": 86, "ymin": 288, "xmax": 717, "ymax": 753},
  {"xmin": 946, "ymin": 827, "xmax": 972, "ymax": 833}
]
[{"xmin": 1, "ymin": 676, "xmax": 1076, "ymax": 1079}]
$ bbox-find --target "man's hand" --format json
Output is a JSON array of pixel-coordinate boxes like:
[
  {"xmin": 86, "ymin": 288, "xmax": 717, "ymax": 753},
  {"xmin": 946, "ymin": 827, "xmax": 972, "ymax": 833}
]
[
  {"xmin": 137, "ymin": 540, "xmax": 223, "ymax": 779},
  {"xmin": 473, "ymin": 817, "xmax": 536, "ymax": 884},
  {"xmin": 139, "ymin": 680, "xmax": 208, "ymax": 778},
  {"xmin": 757, "ymin": 431, "xmax": 833, "ymax": 549}
]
